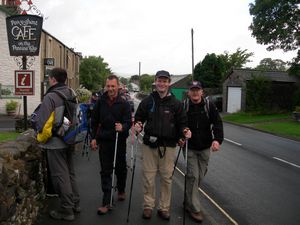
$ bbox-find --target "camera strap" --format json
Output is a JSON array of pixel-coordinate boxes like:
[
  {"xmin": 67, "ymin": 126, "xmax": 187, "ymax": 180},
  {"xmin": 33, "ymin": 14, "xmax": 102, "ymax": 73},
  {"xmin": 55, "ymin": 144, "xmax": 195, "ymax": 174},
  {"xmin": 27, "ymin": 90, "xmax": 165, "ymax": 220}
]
[{"xmin": 158, "ymin": 144, "xmax": 166, "ymax": 159}]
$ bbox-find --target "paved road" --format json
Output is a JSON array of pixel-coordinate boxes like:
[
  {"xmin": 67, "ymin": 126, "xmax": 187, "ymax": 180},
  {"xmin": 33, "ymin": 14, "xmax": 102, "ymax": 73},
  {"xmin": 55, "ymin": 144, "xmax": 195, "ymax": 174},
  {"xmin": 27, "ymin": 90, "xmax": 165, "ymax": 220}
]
[
  {"xmin": 35, "ymin": 136, "xmax": 231, "ymax": 225},
  {"xmin": 175, "ymin": 123, "xmax": 300, "ymax": 225}
]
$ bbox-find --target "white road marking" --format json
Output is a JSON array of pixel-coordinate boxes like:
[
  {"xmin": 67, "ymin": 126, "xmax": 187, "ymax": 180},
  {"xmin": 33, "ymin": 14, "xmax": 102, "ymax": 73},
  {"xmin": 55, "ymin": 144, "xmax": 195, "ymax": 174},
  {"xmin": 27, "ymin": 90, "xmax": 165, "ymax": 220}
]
[
  {"xmin": 135, "ymin": 132, "xmax": 238, "ymax": 224},
  {"xmin": 224, "ymin": 138, "xmax": 242, "ymax": 146},
  {"xmin": 175, "ymin": 167, "xmax": 239, "ymax": 225},
  {"xmin": 273, "ymin": 157, "xmax": 300, "ymax": 169}
]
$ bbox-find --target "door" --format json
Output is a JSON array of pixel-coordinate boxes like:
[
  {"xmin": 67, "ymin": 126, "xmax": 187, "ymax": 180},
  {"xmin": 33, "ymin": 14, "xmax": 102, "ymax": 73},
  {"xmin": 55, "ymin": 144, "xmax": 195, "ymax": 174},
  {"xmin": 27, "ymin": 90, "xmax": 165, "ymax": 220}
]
[{"xmin": 227, "ymin": 87, "xmax": 241, "ymax": 113}]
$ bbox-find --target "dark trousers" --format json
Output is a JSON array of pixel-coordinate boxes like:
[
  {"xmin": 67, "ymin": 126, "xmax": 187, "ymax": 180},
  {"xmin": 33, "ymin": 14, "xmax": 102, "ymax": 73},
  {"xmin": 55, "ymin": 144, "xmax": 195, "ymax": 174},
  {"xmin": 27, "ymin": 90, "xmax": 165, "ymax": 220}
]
[
  {"xmin": 99, "ymin": 139, "xmax": 127, "ymax": 206},
  {"xmin": 46, "ymin": 148, "xmax": 80, "ymax": 213}
]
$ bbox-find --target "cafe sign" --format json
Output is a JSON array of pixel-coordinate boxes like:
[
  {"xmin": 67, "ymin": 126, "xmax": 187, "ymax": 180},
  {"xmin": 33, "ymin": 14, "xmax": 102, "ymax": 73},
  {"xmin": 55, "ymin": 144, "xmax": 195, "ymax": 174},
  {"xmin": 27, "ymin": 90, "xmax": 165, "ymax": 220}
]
[{"xmin": 6, "ymin": 15, "xmax": 43, "ymax": 56}]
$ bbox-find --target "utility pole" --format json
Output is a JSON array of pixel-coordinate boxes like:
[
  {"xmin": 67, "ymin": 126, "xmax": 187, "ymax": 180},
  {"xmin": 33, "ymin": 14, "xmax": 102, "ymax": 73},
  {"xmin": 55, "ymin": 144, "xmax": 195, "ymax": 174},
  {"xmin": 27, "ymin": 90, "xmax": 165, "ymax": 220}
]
[
  {"xmin": 138, "ymin": 61, "xmax": 141, "ymax": 77},
  {"xmin": 191, "ymin": 28, "xmax": 195, "ymax": 81}
]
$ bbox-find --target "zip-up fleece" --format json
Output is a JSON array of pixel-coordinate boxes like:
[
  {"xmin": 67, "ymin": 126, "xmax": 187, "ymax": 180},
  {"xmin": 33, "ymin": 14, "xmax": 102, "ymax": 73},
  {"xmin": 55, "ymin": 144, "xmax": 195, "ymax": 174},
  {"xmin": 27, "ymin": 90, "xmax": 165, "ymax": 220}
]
[
  {"xmin": 135, "ymin": 91, "xmax": 187, "ymax": 147},
  {"xmin": 35, "ymin": 83, "xmax": 75, "ymax": 149},
  {"xmin": 91, "ymin": 92, "xmax": 131, "ymax": 141},
  {"xmin": 186, "ymin": 98, "xmax": 224, "ymax": 151}
]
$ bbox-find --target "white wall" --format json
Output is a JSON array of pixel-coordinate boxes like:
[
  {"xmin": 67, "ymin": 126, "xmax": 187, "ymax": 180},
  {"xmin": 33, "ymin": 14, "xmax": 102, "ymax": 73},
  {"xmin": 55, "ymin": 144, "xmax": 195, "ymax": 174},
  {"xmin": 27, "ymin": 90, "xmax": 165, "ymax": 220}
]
[{"xmin": 0, "ymin": 10, "xmax": 41, "ymax": 115}]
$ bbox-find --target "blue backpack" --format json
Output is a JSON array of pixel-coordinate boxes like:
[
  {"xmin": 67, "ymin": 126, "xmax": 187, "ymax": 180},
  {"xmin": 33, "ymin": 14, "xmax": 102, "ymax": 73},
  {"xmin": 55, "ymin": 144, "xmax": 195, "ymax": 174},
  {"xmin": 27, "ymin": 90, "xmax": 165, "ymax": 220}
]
[{"xmin": 53, "ymin": 90, "xmax": 89, "ymax": 145}]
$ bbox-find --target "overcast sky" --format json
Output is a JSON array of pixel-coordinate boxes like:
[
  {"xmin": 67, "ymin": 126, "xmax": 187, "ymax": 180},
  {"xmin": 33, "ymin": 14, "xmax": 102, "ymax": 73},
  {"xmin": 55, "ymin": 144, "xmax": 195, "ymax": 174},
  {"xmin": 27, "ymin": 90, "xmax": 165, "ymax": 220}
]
[{"xmin": 31, "ymin": 0, "xmax": 297, "ymax": 77}]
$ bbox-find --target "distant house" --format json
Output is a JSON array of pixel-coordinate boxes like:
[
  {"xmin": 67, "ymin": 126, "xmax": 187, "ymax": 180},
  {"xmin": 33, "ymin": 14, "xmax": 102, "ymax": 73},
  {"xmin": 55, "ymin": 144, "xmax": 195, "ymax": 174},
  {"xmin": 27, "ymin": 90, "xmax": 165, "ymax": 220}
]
[{"xmin": 223, "ymin": 69, "xmax": 300, "ymax": 113}]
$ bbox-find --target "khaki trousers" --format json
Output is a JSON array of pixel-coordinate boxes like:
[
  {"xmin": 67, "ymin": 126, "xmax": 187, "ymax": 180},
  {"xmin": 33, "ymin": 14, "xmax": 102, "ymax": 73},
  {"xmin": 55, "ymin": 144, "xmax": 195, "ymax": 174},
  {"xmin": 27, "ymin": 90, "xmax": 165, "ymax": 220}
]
[
  {"xmin": 185, "ymin": 148, "xmax": 211, "ymax": 213},
  {"xmin": 142, "ymin": 144, "xmax": 176, "ymax": 211}
]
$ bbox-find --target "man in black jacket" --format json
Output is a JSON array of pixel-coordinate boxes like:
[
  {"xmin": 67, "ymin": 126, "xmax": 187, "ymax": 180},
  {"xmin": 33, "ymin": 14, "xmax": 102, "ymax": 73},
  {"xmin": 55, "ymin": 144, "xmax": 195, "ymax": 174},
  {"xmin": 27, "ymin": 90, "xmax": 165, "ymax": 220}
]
[
  {"xmin": 134, "ymin": 70, "xmax": 191, "ymax": 220},
  {"xmin": 184, "ymin": 81, "xmax": 223, "ymax": 223},
  {"xmin": 90, "ymin": 75, "xmax": 131, "ymax": 215}
]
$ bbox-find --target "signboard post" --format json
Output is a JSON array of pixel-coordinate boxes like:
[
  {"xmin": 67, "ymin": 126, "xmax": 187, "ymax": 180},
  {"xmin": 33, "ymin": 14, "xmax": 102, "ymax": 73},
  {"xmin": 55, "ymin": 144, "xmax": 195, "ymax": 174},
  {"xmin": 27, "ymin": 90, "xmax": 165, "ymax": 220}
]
[{"xmin": 6, "ymin": 15, "xmax": 43, "ymax": 130}]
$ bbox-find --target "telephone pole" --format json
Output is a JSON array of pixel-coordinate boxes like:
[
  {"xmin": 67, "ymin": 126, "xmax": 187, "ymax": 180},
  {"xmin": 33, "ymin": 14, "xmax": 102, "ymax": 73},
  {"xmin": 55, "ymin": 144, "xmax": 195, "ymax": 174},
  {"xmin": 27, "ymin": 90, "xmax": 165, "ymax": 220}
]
[{"xmin": 191, "ymin": 28, "xmax": 195, "ymax": 81}]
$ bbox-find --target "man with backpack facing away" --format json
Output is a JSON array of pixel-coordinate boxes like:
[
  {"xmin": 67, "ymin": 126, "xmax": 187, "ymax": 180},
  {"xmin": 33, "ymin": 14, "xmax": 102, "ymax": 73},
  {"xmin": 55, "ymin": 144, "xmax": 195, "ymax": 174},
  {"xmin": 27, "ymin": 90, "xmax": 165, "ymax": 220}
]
[
  {"xmin": 33, "ymin": 68, "xmax": 80, "ymax": 221},
  {"xmin": 182, "ymin": 81, "xmax": 223, "ymax": 223},
  {"xmin": 90, "ymin": 75, "xmax": 131, "ymax": 215},
  {"xmin": 134, "ymin": 70, "xmax": 191, "ymax": 220}
]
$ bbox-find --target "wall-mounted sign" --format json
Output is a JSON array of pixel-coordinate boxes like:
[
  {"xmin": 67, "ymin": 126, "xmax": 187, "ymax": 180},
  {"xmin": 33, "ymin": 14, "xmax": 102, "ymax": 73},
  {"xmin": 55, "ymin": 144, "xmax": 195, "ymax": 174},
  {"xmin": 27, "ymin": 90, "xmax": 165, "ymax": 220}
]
[
  {"xmin": 15, "ymin": 70, "xmax": 34, "ymax": 95},
  {"xmin": 6, "ymin": 15, "xmax": 43, "ymax": 56},
  {"xmin": 44, "ymin": 58, "xmax": 55, "ymax": 66}
]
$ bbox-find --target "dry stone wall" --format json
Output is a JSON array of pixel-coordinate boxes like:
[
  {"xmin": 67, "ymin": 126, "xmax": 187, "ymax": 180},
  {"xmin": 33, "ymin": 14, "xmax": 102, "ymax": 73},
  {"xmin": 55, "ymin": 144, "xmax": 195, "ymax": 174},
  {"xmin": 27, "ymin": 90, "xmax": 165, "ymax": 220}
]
[{"xmin": 0, "ymin": 130, "xmax": 45, "ymax": 225}]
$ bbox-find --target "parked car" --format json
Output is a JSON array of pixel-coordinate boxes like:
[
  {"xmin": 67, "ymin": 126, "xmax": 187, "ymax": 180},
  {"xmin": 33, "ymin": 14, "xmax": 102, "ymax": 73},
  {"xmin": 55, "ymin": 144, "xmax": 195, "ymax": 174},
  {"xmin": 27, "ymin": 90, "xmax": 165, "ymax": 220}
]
[{"xmin": 207, "ymin": 94, "xmax": 223, "ymax": 112}]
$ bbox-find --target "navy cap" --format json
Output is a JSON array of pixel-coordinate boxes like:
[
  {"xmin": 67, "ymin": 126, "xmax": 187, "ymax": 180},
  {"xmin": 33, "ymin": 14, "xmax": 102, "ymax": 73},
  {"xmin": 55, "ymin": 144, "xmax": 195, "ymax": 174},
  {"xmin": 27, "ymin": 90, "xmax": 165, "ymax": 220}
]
[
  {"xmin": 189, "ymin": 81, "xmax": 202, "ymax": 89},
  {"xmin": 155, "ymin": 70, "xmax": 171, "ymax": 79}
]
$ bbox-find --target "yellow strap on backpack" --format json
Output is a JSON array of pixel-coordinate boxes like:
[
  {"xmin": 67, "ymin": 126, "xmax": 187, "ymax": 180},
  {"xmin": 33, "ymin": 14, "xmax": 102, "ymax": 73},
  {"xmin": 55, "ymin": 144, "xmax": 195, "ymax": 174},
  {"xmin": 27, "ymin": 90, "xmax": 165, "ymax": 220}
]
[{"xmin": 37, "ymin": 112, "xmax": 55, "ymax": 144}]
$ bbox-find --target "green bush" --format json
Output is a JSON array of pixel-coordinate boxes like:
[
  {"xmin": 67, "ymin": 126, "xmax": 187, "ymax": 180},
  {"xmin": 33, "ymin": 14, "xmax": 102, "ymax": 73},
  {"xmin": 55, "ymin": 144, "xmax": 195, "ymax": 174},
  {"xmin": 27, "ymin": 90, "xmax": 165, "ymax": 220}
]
[
  {"xmin": 75, "ymin": 86, "xmax": 91, "ymax": 103},
  {"xmin": 5, "ymin": 100, "xmax": 18, "ymax": 111}
]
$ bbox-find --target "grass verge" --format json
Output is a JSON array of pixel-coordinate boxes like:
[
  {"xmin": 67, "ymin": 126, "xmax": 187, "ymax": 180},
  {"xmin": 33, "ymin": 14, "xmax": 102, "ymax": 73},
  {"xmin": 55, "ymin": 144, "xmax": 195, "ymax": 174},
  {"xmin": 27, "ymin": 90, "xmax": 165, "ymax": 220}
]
[
  {"xmin": 0, "ymin": 131, "xmax": 20, "ymax": 143},
  {"xmin": 223, "ymin": 112, "xmax": 300, "ymax": 140}
]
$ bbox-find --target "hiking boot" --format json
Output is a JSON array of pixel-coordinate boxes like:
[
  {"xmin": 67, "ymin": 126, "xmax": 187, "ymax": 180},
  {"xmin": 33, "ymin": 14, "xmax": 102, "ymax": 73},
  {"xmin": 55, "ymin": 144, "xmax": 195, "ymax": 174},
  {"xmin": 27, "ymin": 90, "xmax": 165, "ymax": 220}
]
[
  {"xmin": 118, "ymin": 192, "xmax": 126, "ymax": 201},
  {"xmin": 142, "ymin": 208, "xmax": 152, "ymax": 219},
  {"xmin": 157, "ymin": 209, "xmax": 170, "ymax": 220},
  {"xmin": 189, "ymin": 211, "xmax": 204, "ymax": 223},
  {"xmin": 97, "ymin": 205, "xmax": 110, "ymax": 215},
  {"xmin": 49, "ymin": 210, "xmax": 74, "ymax": 221}
]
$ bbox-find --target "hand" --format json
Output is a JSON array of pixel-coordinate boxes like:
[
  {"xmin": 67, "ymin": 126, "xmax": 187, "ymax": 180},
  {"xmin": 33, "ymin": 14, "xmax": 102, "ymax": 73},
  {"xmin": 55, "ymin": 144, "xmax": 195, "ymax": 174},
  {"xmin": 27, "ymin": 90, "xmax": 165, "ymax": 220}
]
[
  {"xmin": 91, "ymin": 139, "xmax": 98, "ymax": 151},
  {"xmin": 210, "ymin": 140, "xmax": 220, "ymax": 152},
  {"xmin": 115, "ymin": 122, "xmax": 123, "ymax": 132},
  {"xmin": 134, "ymin": 121, "xmax": 143, "ymax": 133},
  {"xmin": 183, "ymin": 128, "xmax": 192, "ymax": 139},
  {"xmin": 178, "ymin": 138, "xmax": 185, "ymax": 147}
]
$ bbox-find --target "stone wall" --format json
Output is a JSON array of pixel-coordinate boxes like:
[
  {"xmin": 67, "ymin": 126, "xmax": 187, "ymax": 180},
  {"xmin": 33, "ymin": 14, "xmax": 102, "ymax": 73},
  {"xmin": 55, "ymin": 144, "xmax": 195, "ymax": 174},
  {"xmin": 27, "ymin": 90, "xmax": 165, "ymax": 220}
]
[{"xmin": 0, "ymin": 130, "xmax": 45, "ymax": 225}]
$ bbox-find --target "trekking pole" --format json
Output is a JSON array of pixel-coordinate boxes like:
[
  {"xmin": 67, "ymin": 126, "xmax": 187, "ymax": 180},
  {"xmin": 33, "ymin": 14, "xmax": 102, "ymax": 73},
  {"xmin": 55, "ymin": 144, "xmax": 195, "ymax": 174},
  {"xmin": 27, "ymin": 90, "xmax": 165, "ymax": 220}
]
[
  {"xmin": 183, "ymin": 139, "xmax": 188, "ymax": 225},
  {"xmin": 130, "ymin": 116, "xmax": 134, "ymax": 171},
  {"xmin": 171, "ymin": 146, "xmax": 182, "ymax": 178},
  {"xmin": 126, "ymin": 133, "xmax": 138, "ymax": 224},
  {"xmin": 110, "ymin": 131, "xmax": 119, "ymax": 209}
]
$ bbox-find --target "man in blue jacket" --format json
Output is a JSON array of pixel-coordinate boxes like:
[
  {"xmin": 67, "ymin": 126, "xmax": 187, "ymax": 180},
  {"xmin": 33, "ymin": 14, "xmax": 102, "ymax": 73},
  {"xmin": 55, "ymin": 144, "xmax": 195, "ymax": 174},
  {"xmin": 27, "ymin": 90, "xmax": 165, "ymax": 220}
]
[{"xmin": 90, "ymin": 75, "xmax": 131, "ymax": 215}]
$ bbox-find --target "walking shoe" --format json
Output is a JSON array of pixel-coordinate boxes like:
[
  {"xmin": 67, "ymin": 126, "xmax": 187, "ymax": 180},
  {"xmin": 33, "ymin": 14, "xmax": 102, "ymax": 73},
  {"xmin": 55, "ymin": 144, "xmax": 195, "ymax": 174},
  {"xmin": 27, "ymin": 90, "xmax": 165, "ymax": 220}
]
[
  {"xmin": 49, "ymin": 210, "xmax": 75, "ymax": 221},
  {"xmin": 157, "ymin": 209, "xmax": 170, "ymax": 220},
  {"xmin": 73, "ymin": 205, "xmax": 81, "ymax": 214},
  {"xmin": 189, "ymin": 211, "xmax": 204, "ymax": 223},
  {"xmin": 118, "ymin": 192, "xmax": 126, "ymax": 201},
  {"xmin": 142, "ymin": 208, "xmax": 152, "ymax": 219},
  {"xmin": 97, "ymin": 205, "xmax": 110, "ymax": 215}
]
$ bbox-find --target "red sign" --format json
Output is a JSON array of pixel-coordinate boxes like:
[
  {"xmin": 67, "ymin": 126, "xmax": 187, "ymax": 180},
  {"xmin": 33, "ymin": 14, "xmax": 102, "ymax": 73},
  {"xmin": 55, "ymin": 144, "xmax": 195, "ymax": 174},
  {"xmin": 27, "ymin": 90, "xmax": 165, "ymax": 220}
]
[{"xmin": 15, "ymin": 70, "xmax": 34, "ymax": 95}]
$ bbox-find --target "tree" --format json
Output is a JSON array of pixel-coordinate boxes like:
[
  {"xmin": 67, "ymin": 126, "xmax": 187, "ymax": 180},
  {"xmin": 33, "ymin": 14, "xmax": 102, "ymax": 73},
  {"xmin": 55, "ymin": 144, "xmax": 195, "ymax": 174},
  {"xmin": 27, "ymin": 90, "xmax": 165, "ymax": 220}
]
[
  {"xmin": 193, "ymin": 49, "xmax": 253, "ymax": 88},
  {"xmin": 255, "ymin": 58, "xmax": 287, "ymax": 71},
  {"xmin": 194, "ymin": 53, "xmax": 224, "ymax": 88},
  {"xmin": 79, "ymin": 56, "xmax": 111, "ymax": 91},
  {"xmin": 219, "ymin": 48, "xmax": 254, "ymax": 75},
  {"xmin": 139, "ymin": 74, "xmax": 154, "ymax": 93},
  {"xmin": 249, "ymin": 0, "xmax": 299, "ymax": 64}
]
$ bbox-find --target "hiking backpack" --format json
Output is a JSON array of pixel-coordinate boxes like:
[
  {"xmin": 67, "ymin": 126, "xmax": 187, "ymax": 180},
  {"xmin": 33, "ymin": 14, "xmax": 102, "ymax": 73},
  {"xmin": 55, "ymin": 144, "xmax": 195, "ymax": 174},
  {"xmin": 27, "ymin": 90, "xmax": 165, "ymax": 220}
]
[
  {"xmin": 53, "ymin": 90, "xmax": 89, "ymax": 145},
  {"xmin": 183, "ymin": 97, "xmax": 210, "ymax": 119}
]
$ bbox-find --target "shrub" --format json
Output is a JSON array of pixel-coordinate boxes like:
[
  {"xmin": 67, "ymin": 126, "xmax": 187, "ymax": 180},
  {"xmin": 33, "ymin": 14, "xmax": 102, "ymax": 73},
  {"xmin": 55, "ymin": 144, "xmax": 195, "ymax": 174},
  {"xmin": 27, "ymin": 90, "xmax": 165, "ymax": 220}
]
[
  {"xmin": 5, "ymin": 100, "xmax": 18, "ymax": 112},
  {"xmin": 75, "ymin": 86, "xmax": 91, "ymax": 103}
]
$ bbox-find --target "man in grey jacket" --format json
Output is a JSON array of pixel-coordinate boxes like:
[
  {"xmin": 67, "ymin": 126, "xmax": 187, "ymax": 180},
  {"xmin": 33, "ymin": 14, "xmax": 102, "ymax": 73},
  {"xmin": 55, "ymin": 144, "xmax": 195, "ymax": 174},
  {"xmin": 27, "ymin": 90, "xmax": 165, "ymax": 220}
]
[{"xmin": 34, "ymin": 68, "xmax": 80, "ymax": 221}]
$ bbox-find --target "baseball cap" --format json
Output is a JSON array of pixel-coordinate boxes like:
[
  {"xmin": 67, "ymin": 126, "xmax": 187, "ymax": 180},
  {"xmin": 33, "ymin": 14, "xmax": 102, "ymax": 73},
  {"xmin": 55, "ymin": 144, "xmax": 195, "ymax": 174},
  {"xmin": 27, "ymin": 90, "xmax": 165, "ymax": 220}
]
[
  {"xmin": 155, "ymin": 70, "xmax": 171, "ymax": 79},
  {"xmin": 189, "ymin": 81, "xmax": 202, "ymax": 89}
]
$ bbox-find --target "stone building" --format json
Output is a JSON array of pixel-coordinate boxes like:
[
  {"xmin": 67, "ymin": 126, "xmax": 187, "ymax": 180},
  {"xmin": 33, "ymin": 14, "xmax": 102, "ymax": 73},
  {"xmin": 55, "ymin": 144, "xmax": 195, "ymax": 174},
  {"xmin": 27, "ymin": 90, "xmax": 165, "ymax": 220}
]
[
  {"xmin": 0, "ymin": 5, "xmax": 81, "ymax": 115},
  {"xmin": 223, "ymin": 69, "xmax": 300, "ymax": 113}
]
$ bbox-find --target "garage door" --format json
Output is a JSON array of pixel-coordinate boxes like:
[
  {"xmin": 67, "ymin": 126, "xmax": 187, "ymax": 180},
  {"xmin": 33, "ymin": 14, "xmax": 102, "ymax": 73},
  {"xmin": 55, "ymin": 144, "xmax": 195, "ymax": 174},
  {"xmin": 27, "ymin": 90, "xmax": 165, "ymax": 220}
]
[{"xmin": 227, "ymin": 87, "xmax": 241, "ymax": 113}]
